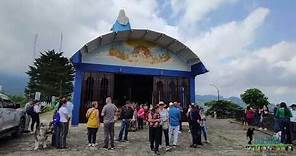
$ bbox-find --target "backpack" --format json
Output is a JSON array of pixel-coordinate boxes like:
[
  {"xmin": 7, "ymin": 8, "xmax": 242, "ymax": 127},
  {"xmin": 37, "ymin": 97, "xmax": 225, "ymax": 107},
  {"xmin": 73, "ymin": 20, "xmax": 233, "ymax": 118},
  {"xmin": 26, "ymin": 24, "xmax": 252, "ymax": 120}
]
[
  {"xmin": 53, "ymin": 111, "xmax": 61, "ymax": 125},
  {"xmin": 26, "ymin": 105, "xmax": 34, "ymax": 116}
]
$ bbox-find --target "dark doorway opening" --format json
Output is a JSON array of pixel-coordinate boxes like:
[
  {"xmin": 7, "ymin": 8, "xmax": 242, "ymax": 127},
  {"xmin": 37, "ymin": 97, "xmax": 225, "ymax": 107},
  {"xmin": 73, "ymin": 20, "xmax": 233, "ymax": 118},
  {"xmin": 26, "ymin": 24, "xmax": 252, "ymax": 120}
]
[{"xmin": 114, "ymin": 74, "xmax": 153, "ymax": 106}]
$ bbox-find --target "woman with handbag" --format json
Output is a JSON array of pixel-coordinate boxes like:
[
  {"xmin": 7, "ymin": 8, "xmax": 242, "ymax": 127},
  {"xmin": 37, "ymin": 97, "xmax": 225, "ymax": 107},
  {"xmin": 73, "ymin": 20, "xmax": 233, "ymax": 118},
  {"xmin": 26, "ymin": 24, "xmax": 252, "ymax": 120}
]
[{"xmin": 86, "ymin": 101, "xmax": 100, "ymax": 147}]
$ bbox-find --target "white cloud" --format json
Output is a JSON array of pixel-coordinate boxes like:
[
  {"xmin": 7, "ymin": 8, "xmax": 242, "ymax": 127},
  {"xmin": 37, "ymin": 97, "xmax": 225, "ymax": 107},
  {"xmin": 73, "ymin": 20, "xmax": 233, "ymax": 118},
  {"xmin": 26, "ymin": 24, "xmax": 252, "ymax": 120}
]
[
  {"xmin": 192, "ymin": 7, "xmax": 296, "ymax": 103},
  {"xmin": 0, "ymin": 0, "xmax": 180, "ymax": 75},
  {"xmin": 171, "ymin": 0, "xmax": 237, "ymax": 25},
  {"xmin": 0, "ymin": 1, "xmax": 295, "ymax": 103}
]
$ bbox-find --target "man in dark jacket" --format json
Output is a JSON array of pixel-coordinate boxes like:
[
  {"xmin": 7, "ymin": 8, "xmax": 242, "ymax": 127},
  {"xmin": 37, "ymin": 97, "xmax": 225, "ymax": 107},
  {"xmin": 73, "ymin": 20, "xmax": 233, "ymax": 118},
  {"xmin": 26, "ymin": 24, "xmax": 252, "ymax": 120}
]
[{"xmin": 117, "ymin": 101, "xmax": 134, "ymax": 141}]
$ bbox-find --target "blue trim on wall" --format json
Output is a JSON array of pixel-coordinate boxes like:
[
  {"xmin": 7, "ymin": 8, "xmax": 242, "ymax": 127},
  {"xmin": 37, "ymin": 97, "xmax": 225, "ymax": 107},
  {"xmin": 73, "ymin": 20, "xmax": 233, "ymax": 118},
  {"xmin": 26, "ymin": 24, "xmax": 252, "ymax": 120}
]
[
  {"xmin": 191, "ymin": 62, "xmax": 209, "ymax": 75},
  {"xmin": 71, "ymin": 70, "xmax": 83, "ymax": 126},
  {"xmin": 190, "ymin": 77, "xmax": 195, "ymax": 103},
  {"xmin": 77, "ymin": 63, "xmax": 194, "ymax": 78}
]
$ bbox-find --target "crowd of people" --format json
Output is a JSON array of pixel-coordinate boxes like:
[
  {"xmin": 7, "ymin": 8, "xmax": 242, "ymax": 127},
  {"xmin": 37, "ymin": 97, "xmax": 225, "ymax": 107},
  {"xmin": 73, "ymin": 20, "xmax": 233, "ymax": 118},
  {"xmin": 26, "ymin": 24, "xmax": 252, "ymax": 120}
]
[
  {"xmin": 243, "ymin": 102, "xmax": 296, "ymax": 144},
  {"xmin": 83, "ymin": 97, "xmax": 209, "ymax": 155},
  {"xmin": 24, "ymin": 96, "xmax": 209, "ymax": 154}
]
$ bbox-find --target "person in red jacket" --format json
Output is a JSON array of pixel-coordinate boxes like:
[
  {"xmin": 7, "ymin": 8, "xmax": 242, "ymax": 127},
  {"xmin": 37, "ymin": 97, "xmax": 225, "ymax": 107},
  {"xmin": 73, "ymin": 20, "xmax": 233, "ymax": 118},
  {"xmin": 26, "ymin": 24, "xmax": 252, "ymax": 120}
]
[
  {"xmin": 244, "ymin": 106, "xmax": 254, "ymax": 130},
  {"xmin": 137, "ymin": 104, "xmax": 145, "ymax": 129}
]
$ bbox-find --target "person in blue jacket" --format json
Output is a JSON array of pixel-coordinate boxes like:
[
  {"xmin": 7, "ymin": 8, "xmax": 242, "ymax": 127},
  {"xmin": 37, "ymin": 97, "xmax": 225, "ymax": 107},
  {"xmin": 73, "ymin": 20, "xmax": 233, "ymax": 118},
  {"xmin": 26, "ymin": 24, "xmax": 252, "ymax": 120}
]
[{"xmin": 168, "ymin": 102, "xmax": 181, "ymax": 146}]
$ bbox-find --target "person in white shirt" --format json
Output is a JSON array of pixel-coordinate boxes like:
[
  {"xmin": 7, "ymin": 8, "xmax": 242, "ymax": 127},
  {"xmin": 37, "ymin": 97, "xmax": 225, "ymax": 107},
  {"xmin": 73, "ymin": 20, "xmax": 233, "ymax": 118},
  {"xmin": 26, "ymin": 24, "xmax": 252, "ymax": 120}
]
[
  {"xmin": 290, "ymin": 104, "xmax": 296, "ymax": 143},
  {"xmin": 24, "ymin": 100, "xmax": 32, "ymax": 132},
  {"xmin": 57, "ymin": 99, "xmax": 69, "ymax": 149},
  {"xmin": 158, "ymin": 101, "xmax": 170, "ymax": 151},
  {"xmin": 65, "ymin": 97, "xmax": 73, "ymax": 136}
]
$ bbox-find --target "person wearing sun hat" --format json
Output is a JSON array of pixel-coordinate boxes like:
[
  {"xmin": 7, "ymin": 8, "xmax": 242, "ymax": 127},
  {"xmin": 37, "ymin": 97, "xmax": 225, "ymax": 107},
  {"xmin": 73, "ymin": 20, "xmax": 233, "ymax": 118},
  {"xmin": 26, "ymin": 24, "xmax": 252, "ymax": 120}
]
[
  {"xmin": 158, "ymin": 101, "xmax": 171, "ymax": 151},
  {"xmin": 289, "ymin": 104, "xmax": 296, "ymax": 142},
  {"xmin": 168, "ymin": 101, "xmax": 181, "ymax": 147}
]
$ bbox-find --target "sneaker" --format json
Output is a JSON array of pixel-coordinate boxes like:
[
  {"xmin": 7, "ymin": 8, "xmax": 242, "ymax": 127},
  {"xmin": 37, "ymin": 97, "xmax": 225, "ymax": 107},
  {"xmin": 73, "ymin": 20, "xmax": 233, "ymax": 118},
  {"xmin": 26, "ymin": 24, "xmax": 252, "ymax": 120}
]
[
  {"xmin": 264, "ymin": 128, "xmax": 267, "ymax": 131},
  {"xmin": 93, "ymin": 143, "xmax": 98, "ymax": 146},
  {"xmin": 88, "ymin": 143, "xmax": 92, "ymax": 147},
  {"xmin": 178, "ymin": 131, "xmax": 182, "ymax": 134},
  {"xmin": 154, "ymin": 151, "xmax": 160, "ymax": 155},
  {"xmin": 110, "ymin": 145, "xmax": 115, "ymax": 150},
  {"xmin": 259, "ymin": 127, "xmax": 262, "ymax": 130}
]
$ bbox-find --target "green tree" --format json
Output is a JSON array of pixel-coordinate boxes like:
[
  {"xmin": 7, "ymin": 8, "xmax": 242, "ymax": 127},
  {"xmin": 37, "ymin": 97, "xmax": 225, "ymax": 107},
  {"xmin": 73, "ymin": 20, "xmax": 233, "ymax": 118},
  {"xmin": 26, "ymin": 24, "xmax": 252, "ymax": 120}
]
[
  {"xmin": 9, "ymin": 95, "xmax": 27, "ymax": 107},
  {"xmin": 25, "ymin": 50, "xmax": 74, "ymax": 100},
  {"xmin": 240, "ymin": 88, "xmax": 269, "ymax": 108},
  {"xmin": 205, "ymin": 100, "xmax": 242, "ymax": 118}
]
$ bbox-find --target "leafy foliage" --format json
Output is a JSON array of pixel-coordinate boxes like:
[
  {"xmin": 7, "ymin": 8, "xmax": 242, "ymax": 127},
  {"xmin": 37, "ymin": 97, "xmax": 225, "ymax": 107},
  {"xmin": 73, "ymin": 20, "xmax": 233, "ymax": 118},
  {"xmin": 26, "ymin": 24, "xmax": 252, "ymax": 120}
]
[
  {"xmin": 240, "ymin": 88, "xmax": 269, "ymax": 108},
  {"xmin": 25, "ymin": 50, "xmax": 74, "ymax": 100},
  {"xmin": 9, "ymin": 95, "xmax": 27, "ymax": 107},
  {"xmin": 205, "ymin": 100, "xmax": 243, "ymax": 118}
]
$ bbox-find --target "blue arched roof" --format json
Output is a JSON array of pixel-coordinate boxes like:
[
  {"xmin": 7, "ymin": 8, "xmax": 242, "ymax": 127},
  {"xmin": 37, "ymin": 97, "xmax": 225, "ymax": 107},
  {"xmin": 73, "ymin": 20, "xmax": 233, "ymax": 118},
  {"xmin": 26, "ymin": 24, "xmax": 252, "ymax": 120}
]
[{"xmin": 71, "ymin": 29, "xmax": 208, "ymax": 75}]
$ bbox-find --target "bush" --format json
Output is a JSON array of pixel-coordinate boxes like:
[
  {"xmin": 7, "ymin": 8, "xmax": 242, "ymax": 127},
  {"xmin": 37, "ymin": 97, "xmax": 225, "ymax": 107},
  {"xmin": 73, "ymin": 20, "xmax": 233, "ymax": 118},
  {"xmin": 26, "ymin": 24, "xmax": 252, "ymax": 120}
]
[{"xmin": 206, "ymin": 100, "xmax": 243, "ymax": 119}]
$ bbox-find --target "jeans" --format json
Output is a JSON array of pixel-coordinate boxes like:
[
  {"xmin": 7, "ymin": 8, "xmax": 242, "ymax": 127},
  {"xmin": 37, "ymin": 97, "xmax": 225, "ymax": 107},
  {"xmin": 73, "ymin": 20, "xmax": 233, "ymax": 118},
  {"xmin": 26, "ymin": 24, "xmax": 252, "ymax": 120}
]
[
  {"xmin": 31, "ymin": 113, "xmax": 40, "ymax": 131},
  {"xmin": 52, "ymin": 124, "xmax": 59, "ymax": 147},
  {"xmin": 201, "ymin": 126, "xmax": 208, "ymax": 141},
  {"xmin": 87, "ymin": 128, "xmax": 98, "ymax": 144},
  {"xmin": 25, "ymin": 114, "xmax": 31, "ymax": 131},
  {"xmin": 104, "ymin": 122, "xmax": 115, "ymax": 147},
  {"xmin": 57, "ymin": 122, "xmax": 68, "ymax": 148},
  {"xmin": 169, "ymin": 125, "xmax": 179, "ymax": 145},
  {"xmin": 118, "ymin": 119, "xmax": 130, "ymax": 140},
  {"xmin": 149, "ymin": 126, "xmax": 161, "ymax": 152},
  {"xmin": 159, "ymin": 126, "xmax": 169, "ymax": 146}
]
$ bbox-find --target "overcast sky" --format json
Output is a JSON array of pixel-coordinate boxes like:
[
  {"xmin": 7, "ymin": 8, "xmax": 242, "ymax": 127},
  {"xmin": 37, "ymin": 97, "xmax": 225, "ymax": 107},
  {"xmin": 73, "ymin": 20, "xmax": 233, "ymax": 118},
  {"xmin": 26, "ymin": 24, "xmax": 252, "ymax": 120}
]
[{"xmin": 0, "ymin": 0, "xmax": 295, "ymax": 103}]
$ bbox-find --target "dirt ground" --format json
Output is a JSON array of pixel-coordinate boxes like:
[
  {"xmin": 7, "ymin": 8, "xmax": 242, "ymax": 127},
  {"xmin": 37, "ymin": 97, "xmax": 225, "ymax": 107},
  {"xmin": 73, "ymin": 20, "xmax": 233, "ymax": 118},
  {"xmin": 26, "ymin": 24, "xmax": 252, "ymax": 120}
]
[{"xmin": 0, "ymin": 112, "xmax": 295, "ymax": 156}]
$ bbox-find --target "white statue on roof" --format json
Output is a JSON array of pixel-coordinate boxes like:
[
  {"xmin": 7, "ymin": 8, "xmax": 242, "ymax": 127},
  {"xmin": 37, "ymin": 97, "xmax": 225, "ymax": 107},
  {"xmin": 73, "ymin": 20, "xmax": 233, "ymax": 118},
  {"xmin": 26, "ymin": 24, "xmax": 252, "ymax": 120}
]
[
  {"xmin": 117, "ymin": 9, "xmax": 129, "ymax": 25},
  {"xmin": 111, "ymin": 9, "xmax": 131, "ymax": 32}
]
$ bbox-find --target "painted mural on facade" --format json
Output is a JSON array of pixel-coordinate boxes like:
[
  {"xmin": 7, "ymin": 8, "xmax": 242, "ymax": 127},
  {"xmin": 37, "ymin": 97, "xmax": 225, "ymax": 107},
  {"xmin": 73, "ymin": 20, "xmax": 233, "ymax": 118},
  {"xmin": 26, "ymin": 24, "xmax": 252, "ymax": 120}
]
[{"xmin": 82, "ymin": 40, "xmax": 190, "ymax": 71}]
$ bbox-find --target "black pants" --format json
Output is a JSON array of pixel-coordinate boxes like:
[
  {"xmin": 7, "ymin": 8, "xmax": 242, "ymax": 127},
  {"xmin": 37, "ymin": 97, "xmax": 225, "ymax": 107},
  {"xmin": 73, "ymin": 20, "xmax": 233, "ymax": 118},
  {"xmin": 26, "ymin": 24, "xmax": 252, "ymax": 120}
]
[
  {"xmin": 31, "ymin": 113, "xmax": 40, "ymax": 131},
  {"xmin": 159, "ymin": 126, "xmax": 169, "ymax": 146},
  {"xmin": 190, "ymin": 123, "xmax": 202, "ymax": 145},
  {"xmin": 290, "ymin": 122, "xmax": 296, "ymax": 143},
  {"xmin": 87, "ymin": 128, "xmax": 98, "ymax": 144},
  {"xmin": 57, "ymin": 122, "xmax": 68, "ymax": 148},
  {"xmin": 179, "ymin": 121, "xmax": 182, "ymax": 131},
  {"xmin": 149, "ymin": 127, "xmax": 161, "ymax": 152},
  {"xmin": 248, "ymin": 135, "xmax": 253, "ymax": 144},
  {"xmin": 138, "ymin": 118, "xmax": 144, "ymax": 129}
]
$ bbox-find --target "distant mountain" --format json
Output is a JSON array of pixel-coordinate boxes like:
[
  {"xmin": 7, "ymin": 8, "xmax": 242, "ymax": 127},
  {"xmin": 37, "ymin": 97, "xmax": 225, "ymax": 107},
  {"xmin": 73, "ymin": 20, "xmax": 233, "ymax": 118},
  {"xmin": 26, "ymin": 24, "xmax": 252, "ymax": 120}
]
[
  {"xmin": 195, "ymin": 94, "xmax": 246, "ymax": 108},
  {"xmin": 0, "ymin": 73, "xmax": 27, "ymax": 95}
]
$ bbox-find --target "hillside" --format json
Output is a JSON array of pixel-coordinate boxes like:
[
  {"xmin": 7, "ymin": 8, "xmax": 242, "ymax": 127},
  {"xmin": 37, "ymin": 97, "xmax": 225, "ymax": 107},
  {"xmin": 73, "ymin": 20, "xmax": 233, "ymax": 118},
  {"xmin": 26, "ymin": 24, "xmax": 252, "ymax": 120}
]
[{"xmin": 196, "ymin": 94, "xmax": 246, "ymax": 108}]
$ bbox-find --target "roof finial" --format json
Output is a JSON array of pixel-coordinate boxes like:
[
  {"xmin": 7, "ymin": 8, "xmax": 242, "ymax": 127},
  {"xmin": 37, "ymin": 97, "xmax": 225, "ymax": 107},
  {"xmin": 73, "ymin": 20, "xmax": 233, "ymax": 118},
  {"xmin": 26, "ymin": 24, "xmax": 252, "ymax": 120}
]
[{"xmin": 111, "ymin": 9, "xmax": 131, "ymax": 32}]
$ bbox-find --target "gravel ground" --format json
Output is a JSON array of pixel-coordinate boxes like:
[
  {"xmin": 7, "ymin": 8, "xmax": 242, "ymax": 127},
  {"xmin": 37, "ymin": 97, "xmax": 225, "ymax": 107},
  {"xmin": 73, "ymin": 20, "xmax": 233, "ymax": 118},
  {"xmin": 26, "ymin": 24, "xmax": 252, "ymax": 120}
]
[{"xmin": 0, "ymin": 112, "xmax": 295, "ymax": 156}]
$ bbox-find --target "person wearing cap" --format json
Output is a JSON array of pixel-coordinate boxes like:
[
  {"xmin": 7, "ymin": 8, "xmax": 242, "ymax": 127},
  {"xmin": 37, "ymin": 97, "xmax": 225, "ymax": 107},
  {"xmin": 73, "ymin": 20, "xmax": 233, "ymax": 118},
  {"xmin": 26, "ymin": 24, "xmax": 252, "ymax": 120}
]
[
  {"xmin": 168, "ymin": 102, "xmax": 181, "ymax": 146},
  {"xmin": 289, "ymin": 104, "xmax": 296, "ymax": 142},
  {"xmin": 158, "ymin": 101, "xmax": 171, "ymax": 151}
]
